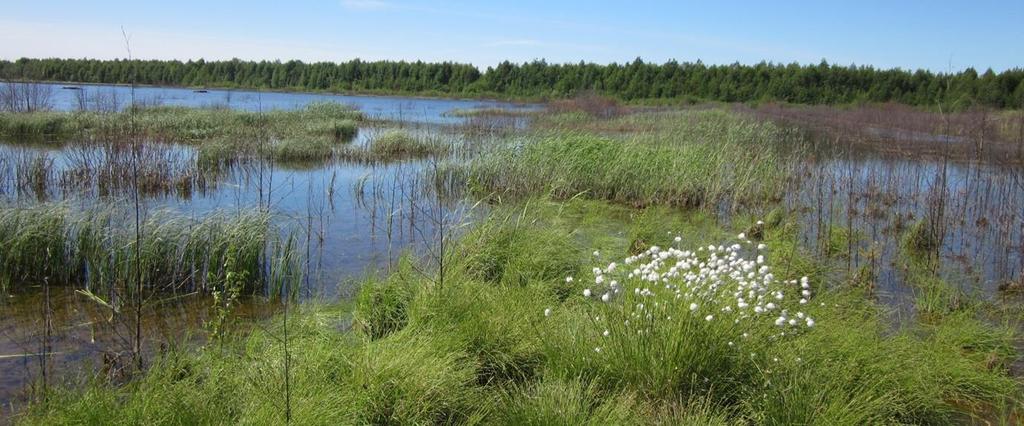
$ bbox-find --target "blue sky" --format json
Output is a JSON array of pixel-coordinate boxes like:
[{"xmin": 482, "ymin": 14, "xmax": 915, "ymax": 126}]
[{"xmin": 1, "ymin": 0, "xmax": 1020, "ymax": 71}]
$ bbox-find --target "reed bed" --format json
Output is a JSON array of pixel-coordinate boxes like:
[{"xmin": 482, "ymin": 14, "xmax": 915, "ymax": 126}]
[
  {"xmin": 0, "ymin": 144, "xmax": 218, "ymax": 200},
  {"xmin": 0, "ymin": 202, "xmax": 293, "ymax": 296},
  {"xmin": 0, "ymin": 102, "xmax": 362, "ymax": 144},
  {"xmin": 463, "ymin": 109, "xmax": 800, "ymax": 209},
  {"xmin": 197, "ymin": 129, "xmax": 452, "ymax": 166},
  {"xmin": 444, "ymin": 107, "xmax": 536, "ymax": 118},
  {"xmin": 363, "ymin": 129, "xmax": 450, "ymax": 159}
]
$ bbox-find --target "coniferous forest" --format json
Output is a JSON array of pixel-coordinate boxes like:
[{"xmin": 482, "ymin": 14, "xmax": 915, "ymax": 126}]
[{"xmin": 3, "ymin": 57, "xmax": 1023, "ymax": 108}]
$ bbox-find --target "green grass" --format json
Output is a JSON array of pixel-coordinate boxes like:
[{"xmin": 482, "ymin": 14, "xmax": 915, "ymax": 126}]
[
  {"xmin": 196, "ymin": 137, "xmax": 245, "ymax": 169},
  {"xmin": 16, "ymin": 198, "xmax": 1021, "ymax": 425},
  {"xmin": 8, "ymin": 105, "xmax": 1022, "ymax": 424},
  {"xmin": 199, "ymin": 127, "xmax": 446, "ymax": 168},
  {"xmin": 903, "ymin": 218, "xmax": 942, "ymax": 255},
  {"xmin": 303, "ymin": 119, "xmax": 358, "ymax": 141},
  {"xmin": 463, "ymin": 109, "xmax": 801, "ymax": 210},
  {"xmin": 0, "ymin": 102, "xmax": 363, "ymax": 144},
  {"xmin": 367, "ymin": 129, "xmax": 449, "ymax": 159},
  {"xmin": 445, "ymin": 107, "xmax": 535, "ymax": 118},
  {"xmin": 740, "ymin": 292, "xmax": 1017, "ymax": 425},
  {"xmin": 0, "ymin": 202, "xmax": 293, "ymax": 296},
  {"xmin": 0, "ymin": 112, "xmax": 75, "ymax": 139},
  {"xmin": 272, "ymin": 137, "xmax": 335, "ymax": 163}
]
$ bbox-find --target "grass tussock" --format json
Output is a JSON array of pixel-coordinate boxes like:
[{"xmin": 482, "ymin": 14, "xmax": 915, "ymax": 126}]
[
  {"xmin": 272, "ymin": 138, "xmax": 335, "ymax": 163},
  {"xmin": 367, "ymin": 129, "xmax": 449, "ymax": 159},
  {"xmin": 17, "ymin": 198, "xmax": 1021, "ymax": 425},
  {"xmin": 903, "ymin": 218, "xmax": 942, "ymax": 254}
]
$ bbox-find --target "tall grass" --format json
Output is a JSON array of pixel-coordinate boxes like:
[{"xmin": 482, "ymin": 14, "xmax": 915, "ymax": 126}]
[
  {"xmin": 336, "ymin": 128, "xmax": 453, "ymax": 163},
  {"xmin": 272, "ymin": 138, "xmax": 335, "ymax": 163},
  {"xmin": 367, "ymin": 129, "xmax": 448, "ymax": 159},
  {"xmin": 14, "ymin": 198, "xmax": 1022, "ymax": 424},
  {"xmin": 0, "ymin": 112, "xmax": 73, "ymax": 140},
  {"xmin": 463, "ymin": 109, "xmax": 801, "ymax": 210},
  {"xmin": 0, "ymin": 202, "xmax": 295, "ymax": 296},
  {"xmin": 0, "ymin": 102, "xmax": 363, "ymax": 144}
]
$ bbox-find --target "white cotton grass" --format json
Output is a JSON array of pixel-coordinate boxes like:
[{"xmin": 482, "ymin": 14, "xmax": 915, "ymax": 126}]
[{"xmin": 562, "ymin": 234, "xmax": 817, "ymax": 348}]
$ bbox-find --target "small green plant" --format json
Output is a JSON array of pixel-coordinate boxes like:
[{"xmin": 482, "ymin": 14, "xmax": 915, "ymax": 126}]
[
  {"xmin": 368, "ymin": 129, "xmax": 448, "ymax": 159},
  {"xmin": 273, "ymin": 138, "xmax": 334, "ymax": 163},
  {"xmin": 903, "ymin": 218, "xmax": 940, "ymax": 254},
  {"xmin": 354, "ymin": 259, "xmax": 417, "ymax": 340}
]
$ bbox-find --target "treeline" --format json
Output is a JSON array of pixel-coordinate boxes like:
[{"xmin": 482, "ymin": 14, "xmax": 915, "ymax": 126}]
[{"xmin": 3, "ymin": 57, "xmax": 1023, "ymax": 108}]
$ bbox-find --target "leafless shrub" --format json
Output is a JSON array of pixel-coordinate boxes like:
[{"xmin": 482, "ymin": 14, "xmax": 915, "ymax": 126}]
[
  {"xmin": 0, "ymin": 80, "xmax": 54, "ymax": 112},
  {"xmin": 742, "ymin": 102, "xmax": 1024, "ymax": 165},
  {"xmin": 75, "ymin": 87, "xmax": 121, "ymax": 113},
  {"xmin": 549, "ymin": 91, "xmax": 625, "ymax": 118}
]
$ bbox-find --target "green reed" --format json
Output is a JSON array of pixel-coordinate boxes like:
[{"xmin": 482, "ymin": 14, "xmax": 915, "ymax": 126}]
[{"xmin": 0, "ymin": 202, "xmax": 299, "ymax": 297}]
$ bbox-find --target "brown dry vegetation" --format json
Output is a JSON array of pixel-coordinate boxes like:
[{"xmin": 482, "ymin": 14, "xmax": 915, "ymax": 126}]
[{"xmin": 743, "ymin": 102, "xmax": 1024, "ymax": 165}]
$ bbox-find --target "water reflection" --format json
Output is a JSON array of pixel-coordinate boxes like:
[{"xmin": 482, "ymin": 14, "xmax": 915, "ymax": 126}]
[{"xmin": 12, "ymin": 82, "xmax": 540, "ymax": 125}]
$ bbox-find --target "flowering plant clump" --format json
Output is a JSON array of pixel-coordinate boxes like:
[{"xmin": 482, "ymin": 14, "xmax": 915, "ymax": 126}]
[{"xmin": 541, "ymin": 231, "xmax": 818, "ymax": 394}]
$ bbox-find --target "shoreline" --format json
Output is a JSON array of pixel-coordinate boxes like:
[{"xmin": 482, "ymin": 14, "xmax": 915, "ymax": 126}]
[{"xmin": 12, "ymin": 79, "xmax": 545, "ymax": 106}]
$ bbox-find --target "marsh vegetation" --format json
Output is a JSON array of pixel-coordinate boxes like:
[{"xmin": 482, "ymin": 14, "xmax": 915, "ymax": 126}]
[{"xmin": 1, "ymin": 84, "xmax": 1022, "ymax": 424}]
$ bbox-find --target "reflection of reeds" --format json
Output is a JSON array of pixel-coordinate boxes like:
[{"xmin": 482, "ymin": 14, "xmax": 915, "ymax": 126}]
[
  {"xmin": 14, "ymin": 151, "xmax": 52, "ymax": 200},
  {"xmin": 2, "ymin": 143, "xmax": 221, "ymax": 199}
]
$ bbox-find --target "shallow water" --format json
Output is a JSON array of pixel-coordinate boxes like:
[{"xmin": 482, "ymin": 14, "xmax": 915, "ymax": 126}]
[
  {"xmin": 780, "ymin": 147, "xmax": 1023, "ymax": 315},
  {"xmin": 2, "ymin": 95, "xmax": 1023, "ymax": 416},
  {"xmin": 0, "ymin": 85, "xmax": 513, "ymax": 415},
  {"xmin": 11, "ymin": 81, "xmax": 540, "ymax": 124}
]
